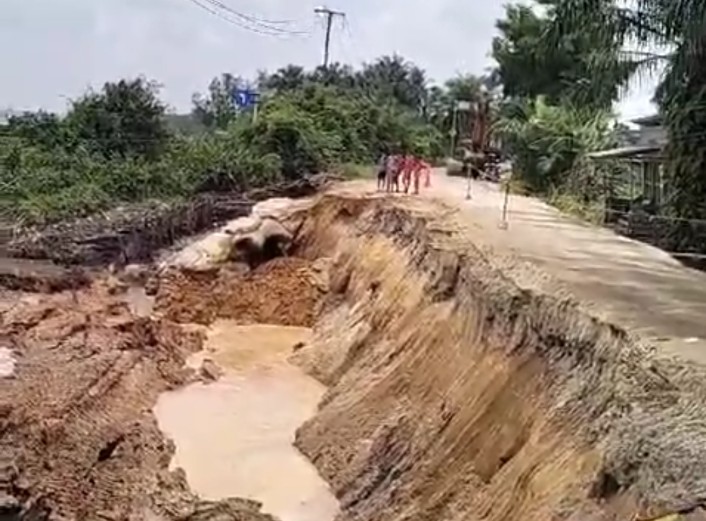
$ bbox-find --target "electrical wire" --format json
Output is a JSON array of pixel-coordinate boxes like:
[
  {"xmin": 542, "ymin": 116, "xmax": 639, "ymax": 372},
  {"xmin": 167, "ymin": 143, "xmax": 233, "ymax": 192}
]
[
  {"xmin": 184, "ymin": 0, "xmax": 307, "ymax": 37},
  {"xmin": 204, "ymin": 0, "xmax": 295, "ymax": 25},
  {"xmin": 200, "ymin": 0, "xmax": 308, "ymax": 34}
]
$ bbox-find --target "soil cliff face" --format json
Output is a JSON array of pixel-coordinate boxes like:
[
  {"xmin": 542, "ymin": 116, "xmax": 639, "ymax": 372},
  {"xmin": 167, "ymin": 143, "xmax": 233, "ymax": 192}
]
[{"xmin": 291, "ymin": 194, "xmax": 706, "ymax": 521}]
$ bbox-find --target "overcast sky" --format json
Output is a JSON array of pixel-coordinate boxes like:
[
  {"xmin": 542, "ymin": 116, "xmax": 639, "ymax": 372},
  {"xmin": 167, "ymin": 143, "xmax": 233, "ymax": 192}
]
[{"xmin": 0, "ymin": 0, "xmax": 657, "ymax": 119}]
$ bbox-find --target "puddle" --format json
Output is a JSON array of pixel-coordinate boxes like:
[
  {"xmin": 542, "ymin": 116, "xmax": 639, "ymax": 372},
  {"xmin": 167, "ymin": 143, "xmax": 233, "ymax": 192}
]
[{"xmin": 154, "ymin": 322, "xmax": 339, "ymax": 521}]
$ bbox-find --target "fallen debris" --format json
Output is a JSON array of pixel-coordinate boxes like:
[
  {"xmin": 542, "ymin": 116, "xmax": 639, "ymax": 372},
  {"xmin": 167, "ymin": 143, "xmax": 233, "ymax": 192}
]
[{"xmin": 156, "ymin": 257, "xmax": 326, "ymax": 328}]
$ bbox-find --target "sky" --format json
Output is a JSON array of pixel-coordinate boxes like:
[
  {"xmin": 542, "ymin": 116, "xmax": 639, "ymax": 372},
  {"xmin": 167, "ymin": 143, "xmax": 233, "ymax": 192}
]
[{"xmin": 0, "ymin": 0, "xmax": 658, "ymax": 120}]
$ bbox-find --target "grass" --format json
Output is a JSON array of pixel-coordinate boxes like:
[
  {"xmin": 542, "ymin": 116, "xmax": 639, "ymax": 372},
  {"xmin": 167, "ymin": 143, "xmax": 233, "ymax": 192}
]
[{"xmin": 337, "ymin": 163, "xmax": 375, "ymax": 180}]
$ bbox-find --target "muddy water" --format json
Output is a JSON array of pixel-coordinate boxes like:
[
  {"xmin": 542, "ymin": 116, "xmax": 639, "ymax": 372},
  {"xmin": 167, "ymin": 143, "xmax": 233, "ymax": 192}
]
[{"xmin": 154, "ymin": 322, "xmax": 339, "ymax": 521}]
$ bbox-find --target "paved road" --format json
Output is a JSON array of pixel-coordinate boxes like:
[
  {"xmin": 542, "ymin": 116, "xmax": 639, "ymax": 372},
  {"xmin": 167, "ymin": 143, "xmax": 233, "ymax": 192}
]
[
  {"xmin": 429, "ymin": 172, "xmax": 706, "ymax": 362},
  {"xmin": 342, "ymin": 170, "xmax": 706, "ymax": 363}
]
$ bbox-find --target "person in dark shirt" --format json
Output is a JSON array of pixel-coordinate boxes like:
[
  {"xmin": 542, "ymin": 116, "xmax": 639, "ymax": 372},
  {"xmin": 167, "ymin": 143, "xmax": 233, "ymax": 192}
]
[{"xmin": 377, "ymin": 152, "xmax": 388, "ymax": 191}]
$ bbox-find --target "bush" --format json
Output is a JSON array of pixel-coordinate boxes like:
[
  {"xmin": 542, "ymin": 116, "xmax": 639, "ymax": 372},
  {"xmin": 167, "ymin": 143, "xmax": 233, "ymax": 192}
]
[{"xmin": 1, "ymin": 66, "xmax": 445, "ymax": 224}]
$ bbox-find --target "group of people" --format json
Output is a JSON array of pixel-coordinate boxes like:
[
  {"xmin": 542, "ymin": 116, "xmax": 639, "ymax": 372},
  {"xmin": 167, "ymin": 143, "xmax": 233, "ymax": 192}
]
[{"xmin": 376, "ymin": 152, "xmax": 431, "ymax": 195}]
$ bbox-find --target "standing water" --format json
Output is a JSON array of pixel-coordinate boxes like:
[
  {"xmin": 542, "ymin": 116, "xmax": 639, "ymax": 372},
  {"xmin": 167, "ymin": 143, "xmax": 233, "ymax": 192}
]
[{"xmin": 154, "ymin": 322, "xmax": 339, "ymax": 521}]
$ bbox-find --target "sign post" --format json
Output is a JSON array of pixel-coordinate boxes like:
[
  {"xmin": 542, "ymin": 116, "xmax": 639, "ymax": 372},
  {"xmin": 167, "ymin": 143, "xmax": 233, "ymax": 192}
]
[
  {"xmin": 232, "ymin": 88, "xmax": 260, "ymax": 123},
  {"xmin": 499, "ymin": 170, "xmax": 512, "ymax": 230}
]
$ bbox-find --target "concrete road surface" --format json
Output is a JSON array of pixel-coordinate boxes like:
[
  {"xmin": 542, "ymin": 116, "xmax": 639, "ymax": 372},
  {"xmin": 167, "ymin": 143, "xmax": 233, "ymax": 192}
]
[{"xmin": 347, "ymin": 170, "xmax": 706, "ymax": 364}]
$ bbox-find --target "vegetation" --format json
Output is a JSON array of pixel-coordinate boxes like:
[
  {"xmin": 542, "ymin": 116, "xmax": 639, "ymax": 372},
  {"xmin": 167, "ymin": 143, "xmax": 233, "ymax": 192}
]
[
  {"xmin": 492, "ymin": 0, "xmax": 706, "ymax": 251},
  {"xmin": 543, "ymin": 0, "xmax": 706, "ymax": 250},
  {"xmin": 490, "ymin": 0, "xmax": 632, "ymax": 218},
  {"xmin": 0, "ymin": 56, "xmax": 452, "ymax": 224}
]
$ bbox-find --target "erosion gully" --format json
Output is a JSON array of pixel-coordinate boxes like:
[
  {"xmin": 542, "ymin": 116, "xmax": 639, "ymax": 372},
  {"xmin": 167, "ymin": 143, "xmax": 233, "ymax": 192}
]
[{"xmin": 3, "ymin": 191, "xmax": 706, "ymax": 521}]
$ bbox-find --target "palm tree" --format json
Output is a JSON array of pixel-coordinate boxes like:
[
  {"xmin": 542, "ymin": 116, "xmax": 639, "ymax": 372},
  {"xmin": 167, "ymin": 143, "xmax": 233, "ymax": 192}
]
[{"xmin": 550, "ymin": 0, "xmax": 706, "ymax": 227}]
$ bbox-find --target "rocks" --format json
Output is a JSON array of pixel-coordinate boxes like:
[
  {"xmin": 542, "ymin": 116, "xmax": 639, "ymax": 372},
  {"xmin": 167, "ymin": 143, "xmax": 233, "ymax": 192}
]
[{"xmin": 199, "ymin": 359, "xmax": 224, "ymax": 382}]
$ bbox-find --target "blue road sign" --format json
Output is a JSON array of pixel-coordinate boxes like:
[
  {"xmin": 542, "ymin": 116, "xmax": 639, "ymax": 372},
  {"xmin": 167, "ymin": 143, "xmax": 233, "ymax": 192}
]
[{"xmin": 233, "ymin": 89, "xmax": 258, "ymax": 109}]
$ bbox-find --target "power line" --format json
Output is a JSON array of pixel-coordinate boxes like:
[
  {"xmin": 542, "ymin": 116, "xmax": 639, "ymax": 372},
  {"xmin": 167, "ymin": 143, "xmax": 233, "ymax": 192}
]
[
  {"xmin": 200, "ymin": 0, "xmax": 307, "ymax": 34},
  {"xmin": 314, "ymin": 7, "xmax": 345, "ymax": 68},
  {"xmin": 203, "ymin": 0, "xmax": 296, "ymax": 25},
  {"xmin": 184, "ymin": 0, "xmax": 306, "ymax": 37}
]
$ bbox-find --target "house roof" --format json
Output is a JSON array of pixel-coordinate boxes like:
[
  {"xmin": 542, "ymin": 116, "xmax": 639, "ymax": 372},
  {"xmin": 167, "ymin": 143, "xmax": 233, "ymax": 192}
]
[
  {"xmin": 587, "ymin": 144, "xmax": 664, "ymax": 160},
  {"xmin": 631, "ymin": 114, "xmax": 662, "ymax": 127}
]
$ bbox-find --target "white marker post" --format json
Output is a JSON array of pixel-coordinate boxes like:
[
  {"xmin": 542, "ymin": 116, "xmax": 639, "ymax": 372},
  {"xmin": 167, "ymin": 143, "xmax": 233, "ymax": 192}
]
[{"xmin": 499, "ymin": 169, "xmax": 512, "ymax": 230}]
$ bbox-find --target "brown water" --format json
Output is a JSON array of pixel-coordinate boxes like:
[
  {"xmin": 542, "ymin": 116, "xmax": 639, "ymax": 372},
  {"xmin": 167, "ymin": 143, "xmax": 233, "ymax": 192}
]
[{"xmin": 154, "ymin": 322, "xmax": 339, "ymax": 521}]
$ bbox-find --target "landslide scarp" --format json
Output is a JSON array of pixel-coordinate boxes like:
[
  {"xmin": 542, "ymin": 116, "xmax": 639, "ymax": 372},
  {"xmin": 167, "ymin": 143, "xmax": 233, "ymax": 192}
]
[
  {"xmin": 3, "ymin": 190, "xmax": 706, "ymax": 521},
  {"xmin": 290, "ymin": 193, "xmax": 706, "ymax": 521}
]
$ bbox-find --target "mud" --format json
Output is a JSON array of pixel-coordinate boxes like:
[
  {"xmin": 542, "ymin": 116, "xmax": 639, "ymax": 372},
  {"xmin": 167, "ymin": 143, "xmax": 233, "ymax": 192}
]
[
  {"xmin": 0, "ymin": 279, "xmax": 280, "ymax": 520},
  {"xmin": 155, "ymin": 323, "xmax": 338, "ymax": 521},
  {"xmin": 4, "ymin": 190, "xmax": 706, "ymax": 521},
  {"xmin": 155, "ymin": 257, "xmax": 326, "ymax": 327}
]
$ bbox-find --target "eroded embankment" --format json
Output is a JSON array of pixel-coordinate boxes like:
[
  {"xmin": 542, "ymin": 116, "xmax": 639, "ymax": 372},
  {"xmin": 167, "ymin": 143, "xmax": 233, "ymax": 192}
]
[
  {"xmin": 288, "ymin": 194, "xmax": 706, "ymax": 521},
  {"xmin": 4, "ymin": 191, "xmax": 706, "ymax": 521},
  {"xmin": 0, "ymin": 256, "xmax": 327, "ymax": 518}
]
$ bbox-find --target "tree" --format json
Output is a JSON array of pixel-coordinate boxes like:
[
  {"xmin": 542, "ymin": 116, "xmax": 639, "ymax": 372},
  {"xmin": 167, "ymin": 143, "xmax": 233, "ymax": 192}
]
[
  {"xmin": 494, "ymin": 96, "xmax": 613, "ymax": 193},
  {"xmin": 548, "ymin": 0, "xmax": 706, "ymax": 248},
  {"xmin": 258, "ymin": 65, "xmax": 307, "ymax": 93},
  {"xmin": 192, "ymin": 73, "xmax": 246, "ymax": 130},
  {"xmin": 492, "ymin": 0, "xmax": 634, "ymax": 110},
  {"xmin": 357, "ymin": 55, "xmax": 428, "ymax": 111},
  {"xmin": 65, "ymin": 77, "xmax": 170, "ymax": 159},
  {"xmin": 6, "ymin": 111, "xmax": 64, "ymax": 149}
]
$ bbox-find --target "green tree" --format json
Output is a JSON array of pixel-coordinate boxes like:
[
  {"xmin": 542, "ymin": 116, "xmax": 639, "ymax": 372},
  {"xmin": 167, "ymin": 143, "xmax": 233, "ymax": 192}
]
[
  {"xmin": 65, "ymin": 77, "xmax": 170, "ymax": 159},
  {"xmin": 494, "ymin": 96, "xmax": 613, "ymax": 193},
  {"xmin": 492, "ymin": 0, "xmax": 634, "ymax": 109},
  {"xmin": 192, "ymin": 73, "xmax": 247, "ymax": 129},
  {"xmin": 356, "ymin": 55, "xmax": 428, "ymax": 111},
  {"xmin": 6, "ymin": 111, "xmax": 65, "ymax": 149},
  {"xmin": 548, "ymin": 0, "xmax": 706, "ymax": 248}
]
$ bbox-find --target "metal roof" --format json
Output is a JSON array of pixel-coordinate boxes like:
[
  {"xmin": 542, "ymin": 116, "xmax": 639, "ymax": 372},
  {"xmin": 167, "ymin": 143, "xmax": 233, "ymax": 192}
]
[
  {"xmin": 587, "ymin": 144, "xmax": 664, "ymax": 160},
  {"xmin": 631, "ymin": 114, "xmax": 662, "ymax": 127}
]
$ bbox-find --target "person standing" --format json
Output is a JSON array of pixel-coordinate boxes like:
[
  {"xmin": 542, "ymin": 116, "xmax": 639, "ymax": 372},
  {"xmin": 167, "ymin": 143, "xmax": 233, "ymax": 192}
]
[
  {"xmin": 411, "ymin": 157, "xmax": 424, "ymax": 195},
  {"xmin": 386, "ymin": 153, "xmax": 400, "ymax": 193},
  {"xmin": 402, "ymin": 154, "xmax": 414, "ymax": 194},
  {"xmin": 376, "ymin": 151, "xmax": 388, "ymax": 191}
]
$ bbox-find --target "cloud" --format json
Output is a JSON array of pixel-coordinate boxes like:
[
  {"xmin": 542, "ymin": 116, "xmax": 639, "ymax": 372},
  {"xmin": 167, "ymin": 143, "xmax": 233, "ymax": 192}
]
[{"xmin": 0, "ymin": 0, "xmax": 655, "ymax": 117}]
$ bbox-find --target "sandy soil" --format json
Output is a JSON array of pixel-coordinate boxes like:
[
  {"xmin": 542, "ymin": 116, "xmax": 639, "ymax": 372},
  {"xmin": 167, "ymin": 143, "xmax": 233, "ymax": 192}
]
[
  {"xmin": 291, "ymin": 191, "xmax": 706, "ymax": 521},
  {"xmin": 0, "ymin": 255, "xmax": 324, "ymax": 520},
  {"xmin": 337, "ymin": 172, "xmax": 706, "ymax": 364},
  {"xmin": 154, "ymin": 257, "xmax": 327, "ymax": 327}
]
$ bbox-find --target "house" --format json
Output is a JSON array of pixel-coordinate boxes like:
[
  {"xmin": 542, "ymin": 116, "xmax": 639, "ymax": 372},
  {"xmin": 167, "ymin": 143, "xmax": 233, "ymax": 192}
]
[{"xmin": 588, "ymin": 114, "xmax": 668, "ymax": 219}]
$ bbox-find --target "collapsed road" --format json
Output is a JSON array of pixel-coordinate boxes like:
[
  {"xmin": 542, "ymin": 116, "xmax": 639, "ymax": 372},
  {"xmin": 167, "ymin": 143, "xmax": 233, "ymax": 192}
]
[{"xmin": 2, "ymin": 178, "xmax": 706, "ymax": 521}]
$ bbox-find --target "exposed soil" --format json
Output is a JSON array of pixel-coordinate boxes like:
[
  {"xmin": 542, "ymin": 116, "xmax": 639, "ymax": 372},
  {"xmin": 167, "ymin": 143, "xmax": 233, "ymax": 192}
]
[
  {"xmin": 0, "ymin": 258, "xmax": 89, "ymax": 293},
  {"xmin": 290, "ymin": 193, "xmax": 706, "ymax": 521},
  {"xmin": 0, "ymin": 280, "xmax": 280, "ymax": 520},
  {"xmin": 155, "ymin": 257, "xmax": 326, "ymax": 327},
  {"xmin": 4, "ymin": 189, "xmax": 706, "ymax": 521},
  {"xmin": 6, "ymin": 175, "xmax": 333, "ymax": 267}
]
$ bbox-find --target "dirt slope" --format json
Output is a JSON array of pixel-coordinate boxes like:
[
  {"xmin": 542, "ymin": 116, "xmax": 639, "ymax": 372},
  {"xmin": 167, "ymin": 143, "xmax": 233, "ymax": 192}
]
[
  {"xmin": 291, "ymin": 193, "xmax": 706, "ymax": 521},
  {"xmin": 0, "ymin": 281, "xmax": 277, "ymax": 521},
  {"xmin": 155, "ymin": 257, "xmax": 326, "ymax": 327}
]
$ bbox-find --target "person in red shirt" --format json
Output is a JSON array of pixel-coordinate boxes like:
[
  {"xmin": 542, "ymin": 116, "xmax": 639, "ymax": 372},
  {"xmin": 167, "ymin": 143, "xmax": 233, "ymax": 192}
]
[{"xmin": 402, "ymin": 154, "xmax": 415, "ymax": 194}]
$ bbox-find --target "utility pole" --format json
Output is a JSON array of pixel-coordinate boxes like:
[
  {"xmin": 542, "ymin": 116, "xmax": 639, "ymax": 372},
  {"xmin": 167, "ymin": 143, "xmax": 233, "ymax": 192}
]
[{"xmin": 314, "ymin": 7, "xmax": 345, "ymax": 68}]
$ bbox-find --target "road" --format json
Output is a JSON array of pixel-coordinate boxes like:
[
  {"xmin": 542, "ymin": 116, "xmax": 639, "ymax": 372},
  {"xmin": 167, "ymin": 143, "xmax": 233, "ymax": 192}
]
[{"xmin": 345, "ymin": 170, "xmax": 706, "ymax": 363}]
